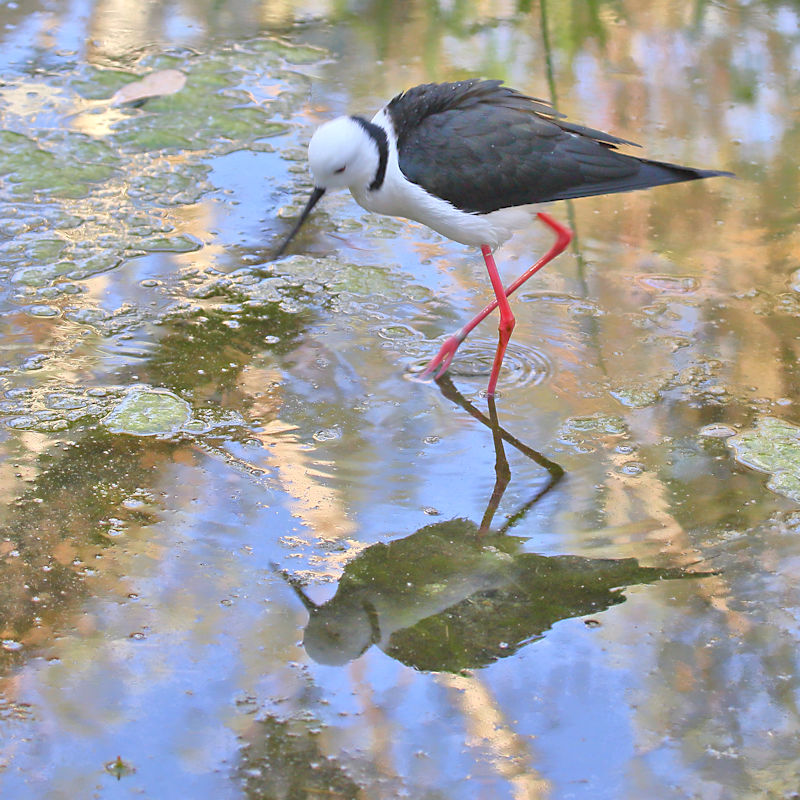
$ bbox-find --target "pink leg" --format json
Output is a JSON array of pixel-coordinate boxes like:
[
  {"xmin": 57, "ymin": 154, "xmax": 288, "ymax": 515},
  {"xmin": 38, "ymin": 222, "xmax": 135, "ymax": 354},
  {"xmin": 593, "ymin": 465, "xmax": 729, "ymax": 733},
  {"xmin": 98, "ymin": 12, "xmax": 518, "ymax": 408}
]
[
  {"xmin": 481, "ymin": 245, "xmax": 514, "ymax": 396},
  {"xmin": 420, "ymin": 212, "xmax": 572, "ymax": 386}
]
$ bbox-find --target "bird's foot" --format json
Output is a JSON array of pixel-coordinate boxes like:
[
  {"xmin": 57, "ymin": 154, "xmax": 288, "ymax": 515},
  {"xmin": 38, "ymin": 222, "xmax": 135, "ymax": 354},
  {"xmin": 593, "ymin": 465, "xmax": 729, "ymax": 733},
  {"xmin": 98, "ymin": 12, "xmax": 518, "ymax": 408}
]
[{"xmin": 419, "ymin": 335, "xmax": 464, "ymax": 381}]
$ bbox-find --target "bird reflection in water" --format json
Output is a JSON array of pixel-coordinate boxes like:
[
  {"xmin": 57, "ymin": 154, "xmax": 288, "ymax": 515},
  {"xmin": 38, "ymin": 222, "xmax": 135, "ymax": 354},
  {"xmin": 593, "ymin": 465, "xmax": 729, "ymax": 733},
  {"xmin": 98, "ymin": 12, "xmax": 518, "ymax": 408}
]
[{"xmin": 276, "ymin": 377, "xmax": 711, "ymax": 670}]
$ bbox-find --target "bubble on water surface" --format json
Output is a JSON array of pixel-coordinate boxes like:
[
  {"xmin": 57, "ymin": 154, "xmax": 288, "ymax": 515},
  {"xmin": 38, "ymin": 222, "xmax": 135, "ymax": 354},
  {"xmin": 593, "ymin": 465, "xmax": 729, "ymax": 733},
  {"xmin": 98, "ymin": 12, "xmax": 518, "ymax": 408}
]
[
  {"xmin": 312, "ymin": 427, "xmax": 342, "ymax": 443},
  {"xmin": 378, "ymin": 324, "xmax": 424, "ymax": 341},
  {"xmin": 25, "ymin": 305, "xmax": 60, "ymax": 318},
  {"xmin": 699, "ymin": 423, "xmax": 737, "ymax": 438},
  {"xmin": 618, "ymin": 461, "xmax": 645, "ymax": 476},
  {"xmin": 137, "ymin": 234, "xmax": 202, "ymax": 253},
  {"xmin": 43, "ymin": 393, "xmax": 87, "ymax": 414},
  {"xmin": 5, "ymin": 416, "xmax": 37, "ymax": 430}
]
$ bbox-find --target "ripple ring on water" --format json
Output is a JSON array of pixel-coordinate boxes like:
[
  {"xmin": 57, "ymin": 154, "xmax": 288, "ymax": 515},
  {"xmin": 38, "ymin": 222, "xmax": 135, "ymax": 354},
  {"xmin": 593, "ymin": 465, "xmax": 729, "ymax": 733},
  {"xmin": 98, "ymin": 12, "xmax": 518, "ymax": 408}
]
[{"xmin": 408, "ymin": 337, "xmax": 553, "ymax": 390}]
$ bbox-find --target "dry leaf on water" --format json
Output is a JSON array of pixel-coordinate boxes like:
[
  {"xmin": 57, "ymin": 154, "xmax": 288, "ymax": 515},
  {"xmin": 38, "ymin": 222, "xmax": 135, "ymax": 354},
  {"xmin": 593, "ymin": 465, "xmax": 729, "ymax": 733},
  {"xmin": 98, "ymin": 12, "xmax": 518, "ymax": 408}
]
[{"xmin": 110, "ymin": 69, "xmax": 187, "ymax": 106}]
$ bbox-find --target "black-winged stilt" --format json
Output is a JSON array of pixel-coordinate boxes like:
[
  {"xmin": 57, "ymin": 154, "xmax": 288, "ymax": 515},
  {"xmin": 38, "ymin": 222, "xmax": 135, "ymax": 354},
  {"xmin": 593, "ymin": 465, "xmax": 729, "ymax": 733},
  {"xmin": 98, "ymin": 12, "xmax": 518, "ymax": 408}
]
[{"xmin": 276, "ymin": 79, "xmax": 732, "ymax": 396}]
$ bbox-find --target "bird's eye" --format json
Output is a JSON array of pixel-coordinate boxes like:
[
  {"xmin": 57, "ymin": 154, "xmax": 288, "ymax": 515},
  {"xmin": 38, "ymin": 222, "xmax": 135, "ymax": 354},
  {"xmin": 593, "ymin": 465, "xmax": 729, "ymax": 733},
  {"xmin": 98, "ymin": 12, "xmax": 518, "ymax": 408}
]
[{"xmin": 334, "ymin": 166, "xmax": 346, "ymax": 174}]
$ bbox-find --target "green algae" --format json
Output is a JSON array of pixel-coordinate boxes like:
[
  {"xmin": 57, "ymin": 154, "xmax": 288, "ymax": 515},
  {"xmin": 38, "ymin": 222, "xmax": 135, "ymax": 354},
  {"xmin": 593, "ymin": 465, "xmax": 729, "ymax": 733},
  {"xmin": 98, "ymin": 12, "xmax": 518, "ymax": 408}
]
[
  {"xmin": 102, "ymin": 387, "xmax": 192, "ymax": 437},
  {"xmin": 0, "ymin": 37, "xmax": 318, "ymax": 293},
  {"xmin": 0, "ymin": 375, "xmax": 255, "ymax": 438},
  {"xmin": 112, "ymin": 97, "xmax": 286, "ymax": 154},
  {"xmin": 195, "ymin": 256, "xmax": 423, "ymax": 308},
  {"xmin": 244, "ymin": 38, "xmax": 328, "ymax": 65},
  {"xmin": 69, "ymin": 67, "xmax": 142, "ymax": 100},
  {"xmin": 138, "ymin": 234, "xmax": 202, "ymax": 253},
  {"xmin": 0, "ymin": 385, "xmax": 126, "ymax": 433},
  {"xmin": 12, "ymin": 262, "xmax": 77, "ymax": 288},
  {"xmin": 0, "ymin": 131, "xmax": 119, "ymax": 199},
  {"xmin": 609, "ymin": 383, "xmax": 663, "ymax": 409},
  {"xmin": 728, "ymin": 417, "xmax": 800, "ymax": 503},
  {"xmin": 556, "ymin": 413, "xmax": 629, "ymax": 452}
]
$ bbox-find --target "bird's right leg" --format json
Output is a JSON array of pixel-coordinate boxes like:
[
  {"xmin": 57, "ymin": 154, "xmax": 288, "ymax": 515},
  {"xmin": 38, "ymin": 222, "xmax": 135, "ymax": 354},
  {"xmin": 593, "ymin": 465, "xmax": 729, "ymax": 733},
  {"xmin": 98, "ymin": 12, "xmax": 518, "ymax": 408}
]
[
  {"xmin": 482, "ymin": 245, "xmax": 515, "ymax": 396},
  {"xmin": 419, "ymin": 212, "xmax": 572, "ymax": 383}
]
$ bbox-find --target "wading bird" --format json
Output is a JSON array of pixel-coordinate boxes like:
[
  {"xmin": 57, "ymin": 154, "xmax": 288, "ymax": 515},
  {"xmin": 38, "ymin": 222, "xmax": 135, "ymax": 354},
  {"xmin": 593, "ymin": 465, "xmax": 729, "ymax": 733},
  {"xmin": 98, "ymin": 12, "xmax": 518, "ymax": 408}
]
[{"xmin": 276, "ymin": 79, "xmax": 731, "ymax": 396}]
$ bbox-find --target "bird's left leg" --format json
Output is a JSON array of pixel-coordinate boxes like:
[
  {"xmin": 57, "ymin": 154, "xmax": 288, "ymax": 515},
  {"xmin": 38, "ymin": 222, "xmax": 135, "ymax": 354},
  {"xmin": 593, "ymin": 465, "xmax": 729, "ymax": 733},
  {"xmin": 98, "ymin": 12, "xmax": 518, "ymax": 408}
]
[{"xmin": 420, "ymin": 212, "xmax": 572, "ymax": 384}]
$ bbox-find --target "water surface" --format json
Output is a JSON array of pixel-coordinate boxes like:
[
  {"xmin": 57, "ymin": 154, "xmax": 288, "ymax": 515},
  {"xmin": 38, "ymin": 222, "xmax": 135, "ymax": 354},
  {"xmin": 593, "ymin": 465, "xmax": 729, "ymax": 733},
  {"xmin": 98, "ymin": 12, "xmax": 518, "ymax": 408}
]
[{"xmin": 0, "ymin": 1, "xmax": 798, "ymax": 798}]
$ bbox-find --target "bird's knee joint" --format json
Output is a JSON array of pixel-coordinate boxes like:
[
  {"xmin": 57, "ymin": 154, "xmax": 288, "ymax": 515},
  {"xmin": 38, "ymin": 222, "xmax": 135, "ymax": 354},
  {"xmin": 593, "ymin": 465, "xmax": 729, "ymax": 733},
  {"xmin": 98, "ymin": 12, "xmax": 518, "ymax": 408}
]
[{"xmin": 498, "ymin": 317, "xmax": 516, "ymax": 337}]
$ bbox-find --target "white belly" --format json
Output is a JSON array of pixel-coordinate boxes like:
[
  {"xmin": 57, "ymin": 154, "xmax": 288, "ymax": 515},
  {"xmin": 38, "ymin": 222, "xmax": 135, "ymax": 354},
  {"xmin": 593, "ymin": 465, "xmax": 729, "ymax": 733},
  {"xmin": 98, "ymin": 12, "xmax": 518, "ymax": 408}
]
[{"xmin": 352, "ymin": 172, "xmax": 536, "ymax": 249}]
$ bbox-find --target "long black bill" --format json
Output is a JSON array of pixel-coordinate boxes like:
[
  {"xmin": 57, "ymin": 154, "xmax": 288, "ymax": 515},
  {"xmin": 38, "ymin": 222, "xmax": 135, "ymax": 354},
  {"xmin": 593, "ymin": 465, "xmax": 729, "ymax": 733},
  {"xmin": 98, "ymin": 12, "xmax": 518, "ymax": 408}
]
[{"xmin": 273, "ymin": 186, "xmax": 326, "ymax": 259}]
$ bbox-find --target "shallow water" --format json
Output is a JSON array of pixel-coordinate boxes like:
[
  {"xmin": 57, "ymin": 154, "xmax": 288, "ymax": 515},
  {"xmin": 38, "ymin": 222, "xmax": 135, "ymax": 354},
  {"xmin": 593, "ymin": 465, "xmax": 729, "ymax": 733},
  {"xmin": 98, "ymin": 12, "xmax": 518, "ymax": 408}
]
[{"xmin": 0, "ymin": 1, "xmax": 799, "ymax": 798}]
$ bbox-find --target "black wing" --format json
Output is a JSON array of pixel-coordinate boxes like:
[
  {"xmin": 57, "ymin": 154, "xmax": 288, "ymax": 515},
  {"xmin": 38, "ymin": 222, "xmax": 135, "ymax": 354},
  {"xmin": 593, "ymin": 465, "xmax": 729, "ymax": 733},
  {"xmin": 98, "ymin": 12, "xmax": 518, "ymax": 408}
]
[{"xmin": 388, "ymin": 80, "xmax": 731, "ymax": 214}]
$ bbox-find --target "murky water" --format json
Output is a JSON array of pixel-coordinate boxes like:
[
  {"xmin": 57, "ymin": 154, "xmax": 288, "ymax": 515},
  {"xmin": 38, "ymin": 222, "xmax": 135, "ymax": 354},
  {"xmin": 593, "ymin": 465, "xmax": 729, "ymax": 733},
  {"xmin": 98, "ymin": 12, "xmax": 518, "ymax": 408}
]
[{"xmin": 0, "ymin": 1, "xmax": 798, "ymax": 797}]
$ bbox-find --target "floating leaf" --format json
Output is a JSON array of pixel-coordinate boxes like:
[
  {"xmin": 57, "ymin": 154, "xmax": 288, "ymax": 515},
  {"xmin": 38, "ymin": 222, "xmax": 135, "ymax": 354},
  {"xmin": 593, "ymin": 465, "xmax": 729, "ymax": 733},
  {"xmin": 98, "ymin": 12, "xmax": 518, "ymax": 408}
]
[{"xmin": 110, "ymin": 69, "xmax": 187, "ymax": 106}]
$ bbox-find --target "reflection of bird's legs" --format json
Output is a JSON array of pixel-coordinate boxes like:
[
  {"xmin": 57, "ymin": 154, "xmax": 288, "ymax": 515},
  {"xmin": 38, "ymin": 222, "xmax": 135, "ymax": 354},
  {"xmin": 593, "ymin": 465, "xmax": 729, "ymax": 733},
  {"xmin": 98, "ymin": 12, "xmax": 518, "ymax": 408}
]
[
  {"xmin": 479, "ymin": 397, "xmax": 511, "ymax": 533},
  {"xmin": 436, "ymin": 375, "xmax": 565, "ymax": 533},
  {"xmin": 436, "ymin": 374, "xmax": 564, "ymax": 482}
]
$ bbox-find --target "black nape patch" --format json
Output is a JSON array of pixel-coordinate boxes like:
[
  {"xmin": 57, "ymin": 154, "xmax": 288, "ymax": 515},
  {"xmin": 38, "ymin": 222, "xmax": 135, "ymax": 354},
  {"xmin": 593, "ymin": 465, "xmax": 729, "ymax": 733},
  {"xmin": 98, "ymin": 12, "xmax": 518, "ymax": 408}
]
[{"xmin": 352, "ymin": 116, "xmax": 388, "ymax": 191}]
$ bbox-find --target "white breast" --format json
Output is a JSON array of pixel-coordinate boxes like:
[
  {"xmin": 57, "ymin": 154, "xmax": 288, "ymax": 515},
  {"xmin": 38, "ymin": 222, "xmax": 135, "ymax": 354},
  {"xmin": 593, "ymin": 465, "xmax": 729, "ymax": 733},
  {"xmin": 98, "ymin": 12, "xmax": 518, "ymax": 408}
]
[{"xmin": 348, "ymin": 108, "xmax": 530, "ymax": 250}]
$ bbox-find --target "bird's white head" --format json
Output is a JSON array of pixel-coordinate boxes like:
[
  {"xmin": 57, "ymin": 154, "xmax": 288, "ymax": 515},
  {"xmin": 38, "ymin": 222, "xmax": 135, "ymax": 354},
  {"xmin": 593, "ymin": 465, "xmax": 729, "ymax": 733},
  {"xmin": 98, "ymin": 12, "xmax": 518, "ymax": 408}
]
[
  {"xmin": 307, "ymin": 116, "xmax": 381, "ymax": 191},
  {"xmin": 274, "ymin": 115, "xmax": 385, "ymax": 259}
]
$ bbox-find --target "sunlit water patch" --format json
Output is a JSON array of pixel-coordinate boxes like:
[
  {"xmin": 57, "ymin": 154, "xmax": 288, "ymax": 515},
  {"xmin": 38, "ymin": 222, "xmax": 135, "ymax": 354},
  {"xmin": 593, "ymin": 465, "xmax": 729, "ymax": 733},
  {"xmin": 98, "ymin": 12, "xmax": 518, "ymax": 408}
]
[{"xmin": 517, "ymin": 290, "xmax": 606, "ymax": 318}]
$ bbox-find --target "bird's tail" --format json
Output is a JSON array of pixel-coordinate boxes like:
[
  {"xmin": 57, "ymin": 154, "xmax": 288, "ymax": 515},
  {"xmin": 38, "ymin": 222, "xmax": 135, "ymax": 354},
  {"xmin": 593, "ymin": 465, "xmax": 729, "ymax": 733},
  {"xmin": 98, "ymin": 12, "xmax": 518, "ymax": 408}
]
[{"xmin": 549, "ymin": 159, "xmax": 734, "ymax": 203}]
